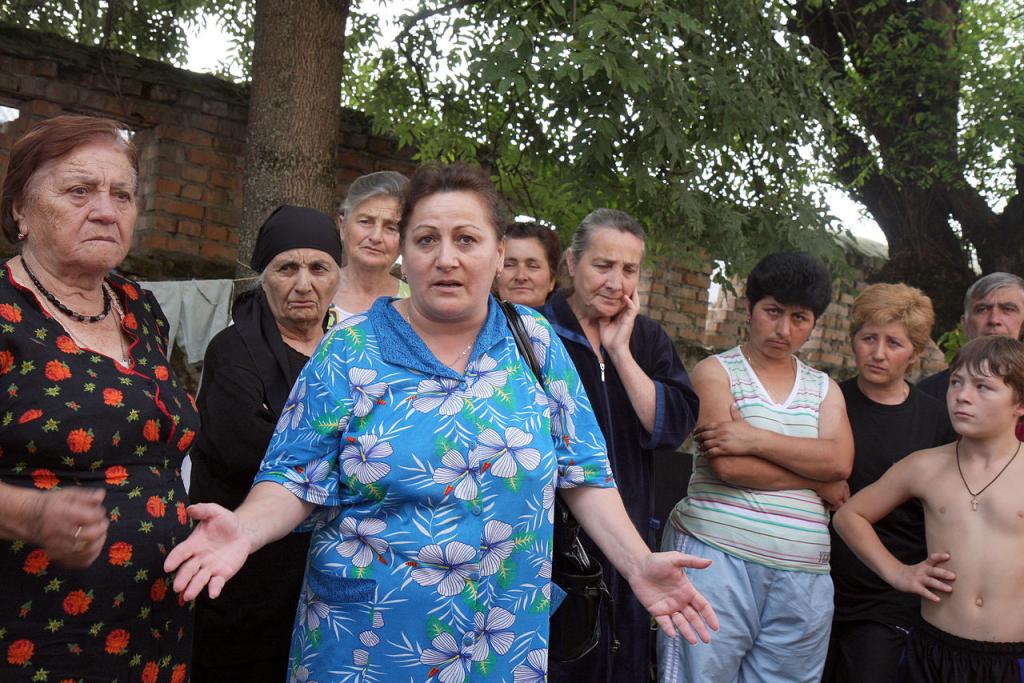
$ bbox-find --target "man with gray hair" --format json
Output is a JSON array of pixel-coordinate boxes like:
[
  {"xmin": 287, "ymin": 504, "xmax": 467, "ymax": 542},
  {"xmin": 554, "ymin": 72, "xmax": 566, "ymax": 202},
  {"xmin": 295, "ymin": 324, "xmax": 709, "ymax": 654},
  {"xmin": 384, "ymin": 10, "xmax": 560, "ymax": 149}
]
[{"xmin": 917, "ymin": 272, "xmax": 1024, "ymax": 409}]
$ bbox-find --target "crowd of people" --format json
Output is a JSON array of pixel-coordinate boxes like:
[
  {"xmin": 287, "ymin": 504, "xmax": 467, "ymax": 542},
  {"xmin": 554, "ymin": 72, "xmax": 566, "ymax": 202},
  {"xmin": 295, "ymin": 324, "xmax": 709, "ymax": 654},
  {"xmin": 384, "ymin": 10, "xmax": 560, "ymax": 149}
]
[{"xmin": 1, "ymin": 113, "xmax": 1022, "ymax": 683}]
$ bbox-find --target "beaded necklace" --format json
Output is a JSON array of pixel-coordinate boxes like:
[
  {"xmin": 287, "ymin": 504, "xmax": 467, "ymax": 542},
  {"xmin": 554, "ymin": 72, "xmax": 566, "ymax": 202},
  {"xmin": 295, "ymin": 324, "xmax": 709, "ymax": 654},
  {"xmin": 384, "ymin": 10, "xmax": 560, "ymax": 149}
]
[{"xmin": 22, "ymin": 258, "xmax": 111, "ymax": 323}]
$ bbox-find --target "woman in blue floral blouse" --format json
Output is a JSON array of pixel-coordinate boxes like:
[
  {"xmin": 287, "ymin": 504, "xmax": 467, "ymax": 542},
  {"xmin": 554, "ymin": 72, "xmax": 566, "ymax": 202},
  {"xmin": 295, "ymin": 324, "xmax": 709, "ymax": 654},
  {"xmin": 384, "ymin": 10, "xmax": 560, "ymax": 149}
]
[{"xmin": 166, "ymin": 163, "xmax": 718, "ymax": 682}]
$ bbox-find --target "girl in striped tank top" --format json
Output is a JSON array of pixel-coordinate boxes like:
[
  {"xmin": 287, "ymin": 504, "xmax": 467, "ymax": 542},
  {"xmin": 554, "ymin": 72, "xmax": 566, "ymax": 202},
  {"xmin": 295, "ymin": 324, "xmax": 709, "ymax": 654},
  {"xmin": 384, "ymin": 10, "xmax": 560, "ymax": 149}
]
[{"xmin": 658, "ymin": 252, "xmax": 854, "ymax": 683}]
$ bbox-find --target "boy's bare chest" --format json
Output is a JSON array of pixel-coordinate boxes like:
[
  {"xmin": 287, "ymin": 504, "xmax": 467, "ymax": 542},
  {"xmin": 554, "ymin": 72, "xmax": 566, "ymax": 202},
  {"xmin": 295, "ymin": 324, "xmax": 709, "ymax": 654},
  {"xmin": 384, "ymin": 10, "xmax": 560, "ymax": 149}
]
[{"xmin": 923, "ymin": 464, "xmax": 1024, "ymax": 536}]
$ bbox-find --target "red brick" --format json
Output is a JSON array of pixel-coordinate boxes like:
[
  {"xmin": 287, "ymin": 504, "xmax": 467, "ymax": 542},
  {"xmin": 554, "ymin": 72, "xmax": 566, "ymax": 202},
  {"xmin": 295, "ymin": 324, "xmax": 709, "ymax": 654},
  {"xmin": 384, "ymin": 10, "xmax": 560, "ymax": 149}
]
[
  {"xmin": 214, "ymin": 136, "xmax": 244, "ymax": 156},
  {"xmin": 17, "ymin": 75, "xmax": 48, "ymax": 97},
  {"xmin": 663, "ymin": 311, "xmax": 689, "ymax": 324},
  {"xmin": 684, "ymin": 271, "xmax": 710, "ymax": 287},
  {"xmin": 166, "ymin": 235, "xmax": 201, "ymax": 255},
  {"xmin": 204, "ymin": 225, "xmax": 228, "ymax": 242},
  {"xmin": 202, "ymin": 187, "xmax": 227, "ymax": 205},
  {"xmin": 178, "ymin": 92, "xmax": 203, "ymax": 111},
  {"xmin": 181, "ymin": 183, "xmax": 203, "ymax": 200},
  {"xmin": 181, "ymin": 164, "xmax": 210, "ymax": 183},
  {"xmin": 367, "ymin": 137, "xmax": 394, "ymax": 155},
  {"xmin": 154, "ymin": 197, "xmax": 204, "ymax": 221},
  {"xmin": 209, "ymin": 169, "xmax": 237, "ymax": 189},
  {"xmin": 226, "ymin": 104, "xmax": 248, "ymax": 123},
  {"xmin": 146, "ymin": 84, "xmax": 179, "ymax": 103},
  {"xmin": 217, "ymin": 118, "xmax": 247, "ymax": 139},
  {"xmin": 189, "ymin": 113, "xmax": 219, "ymax": 133},
  {"xmin": 343, "ymin": 132, "xmax": 368, "ymax": 150},
  {"xmin": 177, "ymin": 220, "xmax": 202, "ymax": 237},
  {"xmin": 205, "ymin": 206, "xmax": 236, "ymax": 225},
  {"xmin": 116, "ymin": 78, "xmax": 143, "ymax": 97},
  {"xmin": 43, "ymin": 81, "xmax": 79, "ymax": 105},
  {"xmin": 79, "ymin": 91, "xmax": 124, "ymax": 115},
  {"xmin": 28, "ymin": 99, "xmax": 62, "ymax": 117},
  {"xmin": 156, "ymin": 178, "xmax": 182, "ymax": 196},
  {"xmin": 201, "ymin": 99, "xmax": 229, "ymax": 117},
  {"xmin": 187, "ymin": 147, "xmax": 226, "ymax": 169},
  {"xmin": 200, "ymin": 241, "xmax": 237, "ymax": 261},
  {"xmin": 140, "ymin": 233, "xmax": 171, "ymax": 250},
  {"xmin": 704, "ymin": 334, "xmax": 732, "ymax": 349},
  {"xmin": 31, "ymin": 60, "xmax": 58, "ymax": 78},
  {"xmin": 153, "ymin": 159, "xmax": 179, "ymax": 177},
  {"xmin": 683, "ymin": 301, "xmax": 709, "ymax": 316},
  {"xmin": 338, "ymin": 149, "xmax": 374, "ymax": 173},
  {"xmin": 152, "ymin": 215, "xmax": 177, "ymax": 234},
  {"xmin": 0, "ymin": 71, "xmax": 19, "ymax": 92}
]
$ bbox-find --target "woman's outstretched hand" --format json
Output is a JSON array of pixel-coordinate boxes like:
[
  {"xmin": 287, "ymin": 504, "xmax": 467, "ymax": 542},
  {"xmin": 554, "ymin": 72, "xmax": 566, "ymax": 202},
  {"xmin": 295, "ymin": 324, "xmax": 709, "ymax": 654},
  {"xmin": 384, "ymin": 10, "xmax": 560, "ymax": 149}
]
[
  {"xmin": 163, "ymin": 503, "xmax": 251, "ymax": 601},
  {"xmin": 629, "ymin": 551, "xmax": 719, "ymax": 645}
]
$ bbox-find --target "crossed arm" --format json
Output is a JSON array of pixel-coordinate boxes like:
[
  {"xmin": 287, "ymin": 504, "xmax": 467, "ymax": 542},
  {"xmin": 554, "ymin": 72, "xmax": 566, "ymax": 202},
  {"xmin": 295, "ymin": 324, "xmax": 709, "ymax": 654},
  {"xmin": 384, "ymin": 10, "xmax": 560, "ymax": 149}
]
[{"xmin": 689, "ymin": 357, "xmax": 854, "ymax": 505}]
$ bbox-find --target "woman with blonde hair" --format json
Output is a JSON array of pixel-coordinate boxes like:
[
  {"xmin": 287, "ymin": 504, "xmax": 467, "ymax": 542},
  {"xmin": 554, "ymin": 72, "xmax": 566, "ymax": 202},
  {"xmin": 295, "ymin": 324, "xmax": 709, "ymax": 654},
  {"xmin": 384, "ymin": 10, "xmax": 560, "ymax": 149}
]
[{"xmin": 823, "ymin": 282, "xmax": 956, "ymax": 683}]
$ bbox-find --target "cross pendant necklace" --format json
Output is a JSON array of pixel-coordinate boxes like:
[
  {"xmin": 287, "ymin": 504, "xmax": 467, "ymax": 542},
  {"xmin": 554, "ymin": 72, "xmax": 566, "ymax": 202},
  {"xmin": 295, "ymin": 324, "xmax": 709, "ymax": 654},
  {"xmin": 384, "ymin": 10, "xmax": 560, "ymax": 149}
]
[{"xmin": 956, "ymin": 439, "xmax": 1021, "ymax": 512}]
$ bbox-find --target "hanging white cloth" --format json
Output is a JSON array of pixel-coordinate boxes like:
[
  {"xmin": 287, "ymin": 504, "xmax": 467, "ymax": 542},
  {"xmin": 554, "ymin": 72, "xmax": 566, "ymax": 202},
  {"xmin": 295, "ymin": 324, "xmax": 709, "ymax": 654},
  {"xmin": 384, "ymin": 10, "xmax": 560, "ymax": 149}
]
[{"xmin": 139, "ymin": 279, "xmax": 234, "ymax": 363}]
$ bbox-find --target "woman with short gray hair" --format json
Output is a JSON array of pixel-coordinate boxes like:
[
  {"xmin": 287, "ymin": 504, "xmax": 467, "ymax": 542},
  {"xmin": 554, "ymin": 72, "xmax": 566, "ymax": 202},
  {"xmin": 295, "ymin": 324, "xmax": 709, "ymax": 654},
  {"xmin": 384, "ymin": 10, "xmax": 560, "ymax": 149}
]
[
  {"xmin": 332, "ymin": 170, "xmax": 410, "ymax": 319},
  {"xmin": 541, "ymin": 208, "xmax": 701, "ymax": 682}
]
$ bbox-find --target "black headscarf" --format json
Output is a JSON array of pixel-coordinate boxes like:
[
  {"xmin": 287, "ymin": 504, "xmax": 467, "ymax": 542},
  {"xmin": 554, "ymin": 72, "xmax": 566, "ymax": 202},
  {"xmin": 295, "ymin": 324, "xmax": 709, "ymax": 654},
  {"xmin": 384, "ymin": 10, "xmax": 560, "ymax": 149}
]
[
  {"xmin": 249, "ymin": 204, "xmax": 343, "ymax": 273},
  {"xmin": 233, "ymin": 204, "xmax": 342, "ymax": 414}
]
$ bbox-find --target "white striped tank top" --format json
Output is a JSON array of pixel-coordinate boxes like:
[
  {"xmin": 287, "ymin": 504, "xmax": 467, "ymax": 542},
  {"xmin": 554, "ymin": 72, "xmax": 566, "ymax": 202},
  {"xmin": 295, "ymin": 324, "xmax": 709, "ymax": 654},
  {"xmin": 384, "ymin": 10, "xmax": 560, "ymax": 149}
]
[{"xmin": 671, "ymin": 346, "xmax": 832, "ymax": 573}]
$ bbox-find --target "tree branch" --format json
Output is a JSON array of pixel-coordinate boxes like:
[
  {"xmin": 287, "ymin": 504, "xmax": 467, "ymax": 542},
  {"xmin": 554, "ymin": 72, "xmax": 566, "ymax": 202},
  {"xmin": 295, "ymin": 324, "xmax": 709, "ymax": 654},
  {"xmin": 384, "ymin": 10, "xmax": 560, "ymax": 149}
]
[{"xmin": 394, "ymin": 0, "xmax": 486, "ymax": 46}]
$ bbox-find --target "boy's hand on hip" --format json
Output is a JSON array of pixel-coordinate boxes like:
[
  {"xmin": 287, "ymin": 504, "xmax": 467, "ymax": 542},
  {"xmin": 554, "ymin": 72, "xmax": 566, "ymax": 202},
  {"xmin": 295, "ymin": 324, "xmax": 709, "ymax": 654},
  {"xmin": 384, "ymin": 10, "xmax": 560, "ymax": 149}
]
[{"xmin": 891, "ymin": 552, "xmax": 956, "ymax": 602}]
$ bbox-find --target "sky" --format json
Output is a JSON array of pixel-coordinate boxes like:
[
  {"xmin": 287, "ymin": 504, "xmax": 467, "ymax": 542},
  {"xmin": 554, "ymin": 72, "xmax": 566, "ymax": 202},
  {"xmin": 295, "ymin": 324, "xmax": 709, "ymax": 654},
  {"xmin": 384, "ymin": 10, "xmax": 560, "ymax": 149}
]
[{"xmin": 183, "ymin": 14, "xmax": 888, "ymax": 247}]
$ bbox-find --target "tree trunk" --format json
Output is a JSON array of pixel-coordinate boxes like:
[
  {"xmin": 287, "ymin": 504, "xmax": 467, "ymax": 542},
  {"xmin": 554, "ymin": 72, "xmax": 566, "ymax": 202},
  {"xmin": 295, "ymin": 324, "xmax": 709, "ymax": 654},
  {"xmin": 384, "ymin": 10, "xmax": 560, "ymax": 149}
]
[
  {"xmin": 795, "ymin": 0, "xmax": 1023, "ymax": 335},
  {"xmin": 238, "ymin": 0, "xmax": 350, "ymax": 270}
]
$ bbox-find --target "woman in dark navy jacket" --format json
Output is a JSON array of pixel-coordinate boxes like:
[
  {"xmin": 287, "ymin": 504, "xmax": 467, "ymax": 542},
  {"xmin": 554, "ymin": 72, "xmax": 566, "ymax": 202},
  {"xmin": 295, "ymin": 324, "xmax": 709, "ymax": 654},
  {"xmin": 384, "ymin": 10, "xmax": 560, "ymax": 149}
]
[{"xmin": 542, "ymin": 208, "xmax": 700, "ymax": 682}]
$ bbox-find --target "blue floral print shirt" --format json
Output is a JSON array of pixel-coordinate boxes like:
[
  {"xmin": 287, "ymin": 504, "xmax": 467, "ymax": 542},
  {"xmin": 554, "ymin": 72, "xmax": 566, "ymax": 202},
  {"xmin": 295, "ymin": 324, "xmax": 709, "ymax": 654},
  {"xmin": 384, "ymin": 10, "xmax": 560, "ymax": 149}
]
[{"xmin": 254, "ymin": 296, "xmax": 614, "ymax": 683}]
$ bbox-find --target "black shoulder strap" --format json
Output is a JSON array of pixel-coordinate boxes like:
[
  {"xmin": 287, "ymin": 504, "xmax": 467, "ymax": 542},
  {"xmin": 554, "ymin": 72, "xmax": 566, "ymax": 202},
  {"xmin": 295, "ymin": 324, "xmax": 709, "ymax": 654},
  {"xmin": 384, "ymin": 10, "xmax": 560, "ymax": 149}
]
[{"xmin": 497, "ymin": 299, "xmax": 544, "ymax": 387}]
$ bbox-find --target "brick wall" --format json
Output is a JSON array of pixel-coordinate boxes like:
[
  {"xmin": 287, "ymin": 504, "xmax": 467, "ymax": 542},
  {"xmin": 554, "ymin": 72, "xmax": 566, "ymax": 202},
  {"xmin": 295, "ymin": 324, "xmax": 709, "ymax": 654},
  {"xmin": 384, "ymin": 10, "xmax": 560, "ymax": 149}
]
[{"xmin": 0, "ymin": 23, "xmax": 415, "ymax": 278}]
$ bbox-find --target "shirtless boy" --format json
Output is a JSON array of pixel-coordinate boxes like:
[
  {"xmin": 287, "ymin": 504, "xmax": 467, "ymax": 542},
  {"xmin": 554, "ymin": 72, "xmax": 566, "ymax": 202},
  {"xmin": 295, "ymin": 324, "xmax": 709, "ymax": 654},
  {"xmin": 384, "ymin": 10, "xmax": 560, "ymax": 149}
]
[{"xmin": 834, "ymin": 335, "xmax": 1024, "ymax": 682}]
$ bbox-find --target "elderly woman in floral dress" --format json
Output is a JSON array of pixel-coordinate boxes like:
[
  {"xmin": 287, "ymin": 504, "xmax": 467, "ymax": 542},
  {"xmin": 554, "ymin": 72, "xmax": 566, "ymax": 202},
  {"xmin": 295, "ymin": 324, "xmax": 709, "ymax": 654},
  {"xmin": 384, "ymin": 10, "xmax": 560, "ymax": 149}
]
[{"xmin": 0, "ymin": 116, "xmax": 197, "ymax": 682}]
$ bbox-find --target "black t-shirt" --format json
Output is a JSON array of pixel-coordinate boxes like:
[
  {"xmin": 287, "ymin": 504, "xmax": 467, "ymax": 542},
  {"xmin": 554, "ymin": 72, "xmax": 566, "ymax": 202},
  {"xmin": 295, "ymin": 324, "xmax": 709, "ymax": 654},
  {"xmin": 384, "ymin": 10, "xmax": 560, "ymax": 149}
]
[
  {"xmin": 830, "ymin": 378, "xmax": 957, "ymax": 627},
  {"xmin": 916, "ymin": 368, "xmax": 953, "ymax": 435}
]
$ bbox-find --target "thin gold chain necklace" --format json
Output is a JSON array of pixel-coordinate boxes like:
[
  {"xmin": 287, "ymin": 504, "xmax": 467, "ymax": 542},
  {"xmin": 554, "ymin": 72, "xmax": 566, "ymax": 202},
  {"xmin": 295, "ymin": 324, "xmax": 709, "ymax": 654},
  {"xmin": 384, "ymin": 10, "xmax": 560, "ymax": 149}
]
[{"xmin": 398, "ymin": 303, "xmax": 473, "ymax": 369}]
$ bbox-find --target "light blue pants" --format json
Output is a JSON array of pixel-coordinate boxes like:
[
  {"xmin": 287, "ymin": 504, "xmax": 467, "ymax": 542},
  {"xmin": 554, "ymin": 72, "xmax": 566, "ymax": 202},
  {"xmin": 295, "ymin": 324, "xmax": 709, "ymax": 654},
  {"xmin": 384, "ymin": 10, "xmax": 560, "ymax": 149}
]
[{"xmin": 657, "ymin": 525, "xmax": 834, "ymax": 683}]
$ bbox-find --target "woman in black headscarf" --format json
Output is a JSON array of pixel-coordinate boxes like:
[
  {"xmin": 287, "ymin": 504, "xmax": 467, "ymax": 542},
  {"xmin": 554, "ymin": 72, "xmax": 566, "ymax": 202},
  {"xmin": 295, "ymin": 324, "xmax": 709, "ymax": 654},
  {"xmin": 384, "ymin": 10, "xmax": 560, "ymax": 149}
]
[{"xmin": 187, "ymin": 205, "xmax": 342, "ymax": 683}]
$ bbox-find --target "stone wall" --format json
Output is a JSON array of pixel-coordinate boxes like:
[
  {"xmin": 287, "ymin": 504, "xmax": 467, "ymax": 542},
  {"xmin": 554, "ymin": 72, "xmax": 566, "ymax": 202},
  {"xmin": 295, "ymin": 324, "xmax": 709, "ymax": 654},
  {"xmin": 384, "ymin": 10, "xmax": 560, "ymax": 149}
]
[{"xmin": 0, "ymin": 23, "xmax": 416, "ymax": 278}]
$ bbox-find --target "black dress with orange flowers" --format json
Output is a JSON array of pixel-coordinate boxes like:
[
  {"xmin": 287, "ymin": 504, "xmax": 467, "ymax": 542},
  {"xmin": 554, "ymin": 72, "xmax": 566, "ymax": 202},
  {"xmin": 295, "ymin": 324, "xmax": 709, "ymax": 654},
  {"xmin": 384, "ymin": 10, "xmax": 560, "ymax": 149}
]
[{"xmin": 0, "ymin": 264, "xmax": 199, "ymax": 683}]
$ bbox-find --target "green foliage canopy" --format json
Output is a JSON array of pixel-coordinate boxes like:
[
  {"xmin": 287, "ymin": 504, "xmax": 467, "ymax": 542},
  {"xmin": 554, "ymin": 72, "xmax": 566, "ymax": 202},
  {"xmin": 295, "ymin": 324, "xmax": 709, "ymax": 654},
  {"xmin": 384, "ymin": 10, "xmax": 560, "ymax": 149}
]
[
  {"xmin": 345, "ymin": 1, "xmax": 845, "ymax": 276},
  {"xmin": 0, "ymin": 0, "xmax": 211, "ymax": 62}
]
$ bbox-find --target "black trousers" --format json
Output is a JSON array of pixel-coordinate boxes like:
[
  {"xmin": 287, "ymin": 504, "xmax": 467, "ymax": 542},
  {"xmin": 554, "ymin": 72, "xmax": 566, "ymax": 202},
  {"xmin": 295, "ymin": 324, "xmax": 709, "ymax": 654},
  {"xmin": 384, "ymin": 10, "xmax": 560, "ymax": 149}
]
[
  {"xmin": 822, "ymin": 619, "xmax": 910, "ymax": 683},
  {"xmin": 900, "ymin": 619, "xmax": 1024, "ymax": 683}
]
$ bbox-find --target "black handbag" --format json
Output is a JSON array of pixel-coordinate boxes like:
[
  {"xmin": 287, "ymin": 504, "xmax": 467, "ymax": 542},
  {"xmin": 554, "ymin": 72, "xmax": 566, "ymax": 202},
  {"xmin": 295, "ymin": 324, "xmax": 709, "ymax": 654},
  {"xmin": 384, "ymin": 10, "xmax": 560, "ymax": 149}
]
[{"xmin": 497, "ymin": 300, "xmax": 615, "ymax": 662}]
